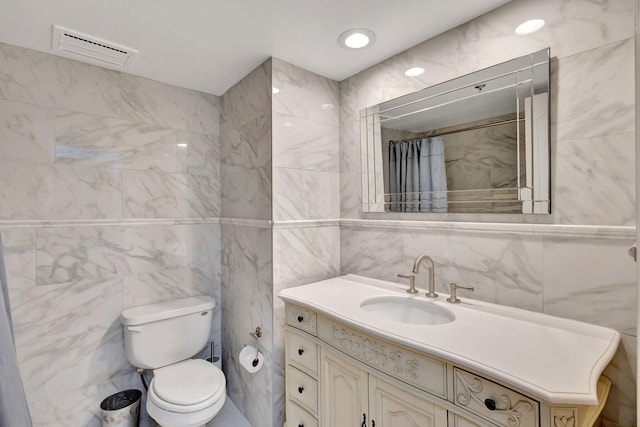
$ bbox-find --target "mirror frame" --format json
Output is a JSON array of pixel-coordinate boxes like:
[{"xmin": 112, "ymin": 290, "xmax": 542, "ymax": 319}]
[{"xmin": 360, "ymin": 48, "xmax": 551, "ymax": 215}]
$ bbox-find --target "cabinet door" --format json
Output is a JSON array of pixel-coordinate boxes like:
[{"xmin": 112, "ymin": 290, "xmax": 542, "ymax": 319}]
[
  {"xmin": 321, "ymin": 348, "xmax": 368, "ymax": 427},
  {"xmin": 369, "ymin": 375, "xmax": 448, "ymax": 427}
]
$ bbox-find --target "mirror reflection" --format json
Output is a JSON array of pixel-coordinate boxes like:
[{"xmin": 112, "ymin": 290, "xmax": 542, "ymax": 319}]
[{"xmin": 361, "ymin": 48, "xmax": 550, "ymax": 214}]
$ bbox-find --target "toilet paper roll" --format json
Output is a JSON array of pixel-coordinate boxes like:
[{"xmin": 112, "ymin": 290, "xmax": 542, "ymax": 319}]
[{"xmin": 239, "ymin": 345, "xmax": 264, "ymax": 373}]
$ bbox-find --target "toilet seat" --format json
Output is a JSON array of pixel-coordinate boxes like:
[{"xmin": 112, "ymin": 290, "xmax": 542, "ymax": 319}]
[{"xmin": 149, "ymin": 359, "xmax": 225, "ymax": 413}]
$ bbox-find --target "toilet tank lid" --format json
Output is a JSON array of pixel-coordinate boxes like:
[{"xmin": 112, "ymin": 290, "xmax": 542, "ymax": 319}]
[{"xmin": 121, "ymin": 296, "xmax": 215, "ymax": 326}]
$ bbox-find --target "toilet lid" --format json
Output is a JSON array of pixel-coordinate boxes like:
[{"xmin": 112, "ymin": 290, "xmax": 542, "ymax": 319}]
[{"xmin": 152, "ymin": 359, "xmax": 224, "ymax": 406}]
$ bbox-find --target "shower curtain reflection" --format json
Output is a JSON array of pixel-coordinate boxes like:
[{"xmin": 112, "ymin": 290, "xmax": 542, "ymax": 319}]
[
  {"xmin": 388, "ymin": 137, "xmax": 448, "ymax": 212},
  {"xmin": 0, "ymin": 233, "xmax": 32, "ymax": 426}
]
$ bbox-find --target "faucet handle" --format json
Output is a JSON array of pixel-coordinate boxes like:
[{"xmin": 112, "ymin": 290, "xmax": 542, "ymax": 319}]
[
  {"xmin": 397, "ymin": 273, "xmax": 418, "ymax": 294},
  {"xmin": 447, "ymin": 283, "xmax": 474, "ymax": 304}
]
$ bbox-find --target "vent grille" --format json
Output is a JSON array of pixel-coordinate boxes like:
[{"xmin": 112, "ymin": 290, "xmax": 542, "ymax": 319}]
[{"xmin": 52, "ymin": 25, "xmax": 138, "ymax": 68}]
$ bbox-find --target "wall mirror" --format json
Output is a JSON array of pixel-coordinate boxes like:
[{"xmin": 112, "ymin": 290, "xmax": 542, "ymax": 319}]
[{"xmin": 361, "ymin": 48, "xmax": 550, "ymax": 214}]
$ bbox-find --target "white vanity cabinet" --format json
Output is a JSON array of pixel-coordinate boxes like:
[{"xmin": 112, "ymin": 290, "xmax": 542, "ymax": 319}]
[
  {"xmin": 284, "ymin": 300, "xmax": 612, "ymax": 427},
  {"xmin": 322, "ymin": 346, "xmax": 449, "ymax": 427}
]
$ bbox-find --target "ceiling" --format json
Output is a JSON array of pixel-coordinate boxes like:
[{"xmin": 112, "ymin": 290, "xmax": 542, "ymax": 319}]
[{"xmin": 0, "ymin": 0, "xmax": 511, "ymax": 95}]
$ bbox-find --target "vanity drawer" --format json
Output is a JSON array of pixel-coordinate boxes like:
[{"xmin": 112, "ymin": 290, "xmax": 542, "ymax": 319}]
[
  {"xmin": 287, "ymin": 400, "xmax": 318, "ymax": 427},
  {"xmin": 286, "ymin": 304, "xmax": 317, "ymax": 336},
  {"xmin": 453, "ymin": 367, "xmax": 539, "ymax": 427},
  {"xmin": 288, "ymin": 330, "xmax": 318, "ymax": 376},
  {"xmin": 288, "ymin": 366, "xmax": 318, "ymax": 415}
]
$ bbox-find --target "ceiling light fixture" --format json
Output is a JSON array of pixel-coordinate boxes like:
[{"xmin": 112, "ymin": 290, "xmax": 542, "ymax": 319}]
[
  {"xmin": 515, "ymin": 19, "xmax": 545, "ymax": 35},
  {"xmin": 321, "ymin": 103, "xmax": 335, "ymax": 110},
  {"xmin": 272, "ymin": 87, "xmax": 280, "ymax": 94},
  {"xmin": 338, "ymin": 28, "xmax": 376, "ymax": 50},
  {"xmin": 405, "ymin": 67, "xmax": 425, "ymax": 77}
]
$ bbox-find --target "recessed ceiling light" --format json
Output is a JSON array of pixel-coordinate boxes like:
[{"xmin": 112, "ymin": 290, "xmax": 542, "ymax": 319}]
[
  {"xmin": 405, "ymin": 67, "xmax": 425, "ymax": 77},
  {"xmin": 272, "ymin": 87, "xmax": 280, "ymax": 94},
  {"xmin": 283, "ymin": 122, "xmax": 294, "ymax": 127},
  {"xmin": 177, "ymin": 143, "xmax": 188, "ymax": 148},
  {"xmin": 515, "ymin": 19, "xmax": 545, "ymax": 35},
  {"xmin": 321, "ymin": 103, "xmax": 335, "ymax": 110},
  {"xmin": 338, "ymin": 28, "xmax": 376, "ymax": 50}
]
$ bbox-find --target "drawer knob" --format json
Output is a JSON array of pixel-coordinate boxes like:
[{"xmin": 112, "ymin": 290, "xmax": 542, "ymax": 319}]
[
  {"xmin": 298, "ymin": 348, "xmax": 304, "ymax": 355},
  {"xmin": 484, "ymin": 398, "xmax": 497, "ymax": 411},
  {"xmin": 298, "ymin": 386, "xmax": 304, "ymax": 394},
  {"xmin": 297, "ymin": 315, "xmax": 304, "ymax": 322}
]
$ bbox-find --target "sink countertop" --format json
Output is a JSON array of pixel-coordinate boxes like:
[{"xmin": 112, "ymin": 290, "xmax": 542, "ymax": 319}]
[{"xmin": 278, "ymin": 274, "xmax": 620, "ymax": 406}]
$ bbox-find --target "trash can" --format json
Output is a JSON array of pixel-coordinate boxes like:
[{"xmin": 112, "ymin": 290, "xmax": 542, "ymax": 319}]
[{"xmin": 100, "ymin": 389, "xmax": 142, "ymax": 427}]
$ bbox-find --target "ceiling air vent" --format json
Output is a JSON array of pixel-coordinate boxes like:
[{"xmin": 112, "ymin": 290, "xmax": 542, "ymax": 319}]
[{"xmin": 52, "ymin": 25, "xmax": 138, "ymax": 68}]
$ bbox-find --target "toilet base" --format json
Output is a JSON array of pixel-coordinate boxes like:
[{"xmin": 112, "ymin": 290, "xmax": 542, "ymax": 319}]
[{"xmin": 147, "ymin": 393, "xmax": 225, "ymax": 427}]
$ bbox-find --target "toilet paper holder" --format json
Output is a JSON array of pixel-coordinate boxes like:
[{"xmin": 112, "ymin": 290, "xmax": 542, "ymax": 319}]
[{"xmin": 249, "ymin": 327, "xmax": 262, "ymax": 367}]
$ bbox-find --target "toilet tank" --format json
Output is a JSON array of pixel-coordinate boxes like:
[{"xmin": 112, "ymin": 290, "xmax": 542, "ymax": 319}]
[{"xmin": 121, "ymin": 296, "xmax": 215, "ymax": 369}]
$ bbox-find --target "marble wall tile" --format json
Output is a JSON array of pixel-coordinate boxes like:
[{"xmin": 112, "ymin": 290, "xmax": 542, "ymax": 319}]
[
  {"xmin": 0, "ymin": 160, "xmax": 122, "ymax": 220},
  {"xmin": 542, "ymin": 236, "xmax": 637, "ymax": 335},
  {"xmin": 123, "ymin": 266, "xmax": 217, "ymax": 308},
  {"xmin": 307, "ymin": 76, "xmax": 339, "ymax": 127},
  {"xmin": 553, "ymin": 133, "xmax": 635, "ymax": 226},
  {"xmin": 122, "ymin": 170, "xmax": 219, "ymax": 219},
  {"xmin": 164, "ymin": 223, "xmax": 221, "ymax": 271},
  {"xmin": 341, "ymin": 227, "xmax": 544, "ymax": 311},
  {"xmin": 221, "ymin": 166, "xmax": 272, "ymax": 220},
  {"xmin": 55, "ymin": 111, "xmax": 177, "ymax": 173},
  {"xmin": 272, "ymin": 113, "xmax": 339, "ymax": 172},
  {"xmin": 187, "ymin": 173, "xmax": 221, "ymax": 218},
  {"xmin": 176, "ymin": 130, "xmax": 221, "ymax": 177},
  {"xmin": 220, "ymin": 223, "xmax": 273, "ymax": 427},
  {"xmin": 340, "ymin": 227, "xmax": 405, "ymax": 283},
  {"xmin": 10, "ymin": 276, "xmax": 123, "ymax": 348},
  {"xmin": 553, "ymin": 38, "xmax": 634, "ymax": 143},
  {"xmin": 118, "ymin": 225, "xmax": 168, "ymax": 274},
  {"xmin": 1, "ymin": 228, "xmax": 37, "ymax": 290},
  {"xmin": 221, "ymin": 59, "xmax": 271, "ymax": 127},
  {"xmin": 457, "ymin": 0, "xmax": 634, "ymax": 75},
  {"xmin": 27, "ymin": 374, "xmax": 129, "ymax": 427},
  {"xmin": 120, "ymin": 74, "xmax": 220, "ymax": 136},
  {"xmin": 0, "ymin": 99, "xmax": 55, "ymax": 164},
  {"xmin": 306, "ymin": 171, "xmax": 340, "ymax": 220},
  {"xmin": 0, "ymin": 161, "xmax": 51, "ymax": 220},
  {"xmin": 35, "ymin": 227, "xmax": 126, "ymax": 286},
  {"xmin": 221, "ymin": 113, "xmax": 271, "ymax": 169},
  {"xmin": 273, "ymin": 168, "xmax": 339, "ymax": 221},
  {"xmin": 272, "ymin": 58, "xmax": 340, "ymax": 127},
  {"xmin": 0, "ymin": 42, "xmax": 121, "ymax": 118},
  {"xmin": 272, "ymin": 168, "xmax": 306, "ymax": 221},
  {"xmin": 48, "ymin": 165, "xmax": 123, "ymax": 220},
  {"xmin": 405, "ymin": 229, "xmax": 544, "ymax": 310},
  {"xmin": 10, "ymin": 277, "xmax": 126, "ymax": 400},
  {"xmin": 272, "ymin": 59, "xmax": 308, "ymax": 120},
  {"xmin": 273, "ymin": 226, "xmax": 340, "ymax": 287}
]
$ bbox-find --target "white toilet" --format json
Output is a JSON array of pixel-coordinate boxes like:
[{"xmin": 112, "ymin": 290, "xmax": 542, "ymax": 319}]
[{"xmin": 121, "ymin": 296, "xmax": 226, "ymax": 427}]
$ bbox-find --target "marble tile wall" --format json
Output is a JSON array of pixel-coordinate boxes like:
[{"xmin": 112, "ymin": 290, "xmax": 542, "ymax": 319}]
[
  {"xmin": 220, "ymin": 58, "xmax": 341, "ymax": 427},
  {"xmin": 220, "ymin": 59, "xmax": 275, "ymax": 427},
  {"xmin": 0, "ymin": 42, "xmax": 221, "ymax": 426},
  {"xmin": 271, "ymin": 58, "xmax": 341, "ymax": 427},
  {"xmin": 338, "ymin": 0, "xmax": 636, "ymax": 425}
]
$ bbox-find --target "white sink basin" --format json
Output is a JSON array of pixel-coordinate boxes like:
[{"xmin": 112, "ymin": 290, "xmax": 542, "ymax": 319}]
[{"xmin": 359, "ymin": 295, "xmax": 455, "ymax": 325}]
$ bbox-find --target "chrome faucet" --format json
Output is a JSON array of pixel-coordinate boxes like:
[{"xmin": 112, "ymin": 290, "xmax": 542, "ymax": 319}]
[
  {"xmin": 397, "ymin": 273, "xmax": 418, "ymax": 294},
  {"xmin": 412, "ymin": 255, "xmax": 438, "ymax": 298},
  {"xmin": 446, "ymin": 283, "xmax": 474, "ymax": 303}
]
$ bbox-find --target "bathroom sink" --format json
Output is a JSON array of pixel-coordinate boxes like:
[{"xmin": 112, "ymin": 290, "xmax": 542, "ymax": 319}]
[{"xmin": 359, "ymin": 295, "xmax": 455, "ymax": 325}]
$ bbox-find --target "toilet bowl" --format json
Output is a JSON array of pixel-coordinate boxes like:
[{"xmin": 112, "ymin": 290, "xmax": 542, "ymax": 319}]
[
  {"xmin": 120, "ymin": 296, "xmax": 226, "ymax": 427},
  {"xmin": 146, "ymin": 359, "xmax": 226, "ymax": 427}
]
